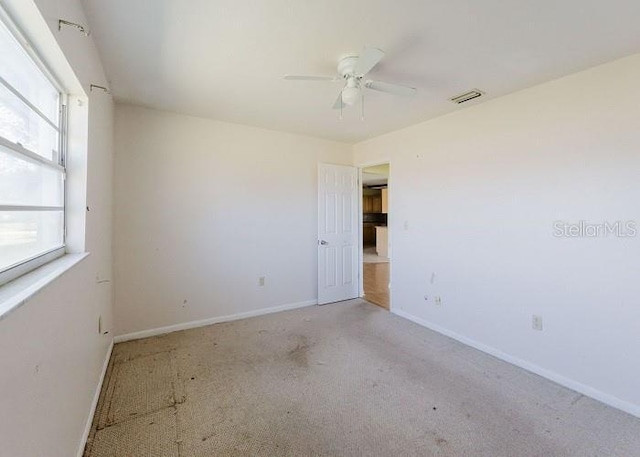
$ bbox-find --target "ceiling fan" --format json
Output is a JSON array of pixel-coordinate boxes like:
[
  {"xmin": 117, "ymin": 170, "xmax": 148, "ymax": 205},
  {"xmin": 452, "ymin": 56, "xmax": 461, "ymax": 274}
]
[{"xmin": 284, "ymin": 47, "xmax": 417, "ymax": 117}]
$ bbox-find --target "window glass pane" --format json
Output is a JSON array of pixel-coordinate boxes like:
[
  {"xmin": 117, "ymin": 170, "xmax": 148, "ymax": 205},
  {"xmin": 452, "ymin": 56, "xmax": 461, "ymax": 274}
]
[
  {"xmin": 0, "ymin": 82, "xmax": 59, "ymax": 162},
  {"xmin": 0, "ymin": 20, "xmax": 59, "ymax": 124},
  {"xmin": 0, "ymin": 17, "xmax": 65, "ymax": 278},
  {"xmin": 0, "ymin": 210, "xmax": 64, "ymax": 272},
  {"xmin": 0, "ymin": 145, "xmax": 64, "ymax": 206}
]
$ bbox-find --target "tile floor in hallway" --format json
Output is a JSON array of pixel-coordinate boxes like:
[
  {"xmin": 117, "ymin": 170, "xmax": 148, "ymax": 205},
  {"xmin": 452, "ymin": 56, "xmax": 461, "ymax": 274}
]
[{"xmin": 363, "ymin": 245, "xmax": 390, "ymax": 310}]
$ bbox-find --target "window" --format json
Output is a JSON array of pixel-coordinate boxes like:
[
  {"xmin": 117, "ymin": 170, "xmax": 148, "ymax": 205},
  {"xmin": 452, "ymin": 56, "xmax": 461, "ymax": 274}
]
[{"xmin": 0, "ymin": 14, "xmax": 66, "ymax": 286}]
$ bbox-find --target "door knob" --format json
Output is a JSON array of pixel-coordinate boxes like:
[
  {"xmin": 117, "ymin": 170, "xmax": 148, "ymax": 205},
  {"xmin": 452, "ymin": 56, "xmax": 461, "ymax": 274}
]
[{"xmin": 319, "ymin": 240, "xmax": 328, "ymax": 245}]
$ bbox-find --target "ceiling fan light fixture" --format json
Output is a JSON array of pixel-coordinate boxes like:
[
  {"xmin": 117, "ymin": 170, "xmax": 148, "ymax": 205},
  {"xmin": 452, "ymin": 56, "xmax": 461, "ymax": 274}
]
[
  {"xmin": 341, "ymin": 78, "xmax": 360, "ymax": 106},
  {"xmin": 283, "ymin": 46, "xmax": 417, "ymax": 114},
  {"xmin": 341, "ymin": 86, "xmax": 360, "ymax": 106}
]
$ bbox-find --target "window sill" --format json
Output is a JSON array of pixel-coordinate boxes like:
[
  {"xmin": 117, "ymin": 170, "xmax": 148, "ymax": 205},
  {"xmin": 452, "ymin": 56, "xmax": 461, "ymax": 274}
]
[{"xmin": 0, "ymin": 252, "xmax": 90, "ymax": 321}]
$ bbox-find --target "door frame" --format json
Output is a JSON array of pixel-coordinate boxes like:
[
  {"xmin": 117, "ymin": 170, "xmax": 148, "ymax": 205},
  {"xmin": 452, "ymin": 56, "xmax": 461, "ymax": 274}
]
[{"xmin": 358, "ymin": 160, "xmax": 392, "ymax": 310}]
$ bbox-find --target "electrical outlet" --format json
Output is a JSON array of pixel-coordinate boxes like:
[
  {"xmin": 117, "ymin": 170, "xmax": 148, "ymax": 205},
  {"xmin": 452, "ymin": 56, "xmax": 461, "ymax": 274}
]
[
  {"xmin": 435, "ymin": 296, "xmax": 442, "ymax": 306},
  {"xmin": 259, "ymin": 276, "xmax": 265, "ymax": 286},
  {"xmin": 532, "ymin": 315, "xmax": 543, "ymax": 331}
]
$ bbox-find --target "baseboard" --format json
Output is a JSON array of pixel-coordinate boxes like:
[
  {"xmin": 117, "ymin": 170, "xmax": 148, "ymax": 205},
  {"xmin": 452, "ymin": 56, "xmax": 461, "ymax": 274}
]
[
  {"xmin": 76, "ymin": 338, "xmax": 114, "ymax": 457},
  {"xmin": 392, "ymin": 308, "xmax": 640, "ymax": 419},
  {"xmin": 114, "ymin": 300, "xmax": 318, "ymax": 343}
]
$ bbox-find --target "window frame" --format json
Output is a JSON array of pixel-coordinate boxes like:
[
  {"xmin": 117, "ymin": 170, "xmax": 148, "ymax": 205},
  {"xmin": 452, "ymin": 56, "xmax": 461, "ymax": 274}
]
[{"xmin": 0, "ymin": 7, "xmax": 68, "ymax": 287}]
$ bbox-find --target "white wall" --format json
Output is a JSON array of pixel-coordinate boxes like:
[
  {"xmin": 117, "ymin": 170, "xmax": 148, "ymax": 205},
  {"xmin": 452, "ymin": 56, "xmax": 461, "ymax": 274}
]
[
  {"xmin": 354, "ymin": 54, "xmax": 640, "ymax": 416},
  {"xmin": 0, "ymin": 1, "xmax": 114, "ymax": 456},
  {"xmin": 114, "ymin": 105, "xmax": 351, "ymax": 336}
]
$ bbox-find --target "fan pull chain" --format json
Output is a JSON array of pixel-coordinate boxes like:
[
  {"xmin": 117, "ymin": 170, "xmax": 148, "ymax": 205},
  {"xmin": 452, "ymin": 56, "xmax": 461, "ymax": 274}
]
[
  {"xmin": 361, "ymin": 90, "xmax": 365, "ymax": 120},
  {"xmin": 340, "ymin": 93, "xmax": 343, "ymax": 120}
]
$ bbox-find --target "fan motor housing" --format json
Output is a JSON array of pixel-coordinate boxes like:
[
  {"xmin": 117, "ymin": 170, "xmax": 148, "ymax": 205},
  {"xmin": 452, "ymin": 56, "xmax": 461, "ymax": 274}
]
[{"xmin": 337, "ymin": 56, "xmax": 359, "ymax": 78}]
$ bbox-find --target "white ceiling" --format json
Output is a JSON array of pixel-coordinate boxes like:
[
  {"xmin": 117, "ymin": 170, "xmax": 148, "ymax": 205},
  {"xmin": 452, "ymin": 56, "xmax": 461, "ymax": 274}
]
[
  {"xmin": 82, "ymin": 0, "xmax": 640, "ymax": 143},
  {"xmin": 362, "ymin": 173, "xmax": 388, "ymax": 187},
  {"xmin": 362, "ymin": 164, "xmax": 389, "ymax": 186}
]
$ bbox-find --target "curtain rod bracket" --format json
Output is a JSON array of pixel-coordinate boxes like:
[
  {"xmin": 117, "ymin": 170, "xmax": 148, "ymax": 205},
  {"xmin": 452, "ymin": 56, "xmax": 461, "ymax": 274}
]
[
  {"xmin": 90, "ymin": 84, "xmax": 110, "ymax": 94},
  {"xmin": 58, "ymin": 19, "xmax": 90, "ymax": 36}
]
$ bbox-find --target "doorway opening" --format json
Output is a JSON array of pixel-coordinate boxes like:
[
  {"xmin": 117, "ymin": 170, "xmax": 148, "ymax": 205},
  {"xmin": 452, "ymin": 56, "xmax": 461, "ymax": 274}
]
[{"xmin": 361, "ymin": 164, "xmax": 390, "ymax": 309}]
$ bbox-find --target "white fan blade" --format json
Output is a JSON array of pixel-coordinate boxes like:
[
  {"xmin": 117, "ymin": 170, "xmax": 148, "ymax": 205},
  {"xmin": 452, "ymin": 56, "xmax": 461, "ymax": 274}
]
[
  {"xmin": 332, "ymin": 92, "xmax": 344, "ymax": 110},
  {"xmin": 365, "ymin": 80, "xmax": 417, "ymax": 97},
  {"xmin": 284, "ymin": 74, "xmax": 338, "ymax": 81},
  {"xmin": 354, "ymin": 47, "xmax": 384, "ymax": 76}
]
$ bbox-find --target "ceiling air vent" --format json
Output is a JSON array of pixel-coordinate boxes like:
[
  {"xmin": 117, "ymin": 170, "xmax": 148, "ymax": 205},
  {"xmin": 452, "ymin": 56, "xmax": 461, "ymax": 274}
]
[{"xmin": 450, "ymin": 89, "xmax": 484, "ymax": 104}]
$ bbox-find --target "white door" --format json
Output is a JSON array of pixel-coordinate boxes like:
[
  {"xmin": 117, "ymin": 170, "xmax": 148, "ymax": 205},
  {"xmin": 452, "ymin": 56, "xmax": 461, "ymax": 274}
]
[{"xmin": 318, "ymin": 163, "xmax": 359, "ymax": 305}]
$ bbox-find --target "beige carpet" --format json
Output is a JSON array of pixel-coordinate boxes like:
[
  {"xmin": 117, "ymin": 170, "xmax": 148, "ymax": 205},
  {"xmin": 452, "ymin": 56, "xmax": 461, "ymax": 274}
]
[{"xmin": 84, "ymin": 299, "xmax": 640, "ymax": 456}]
